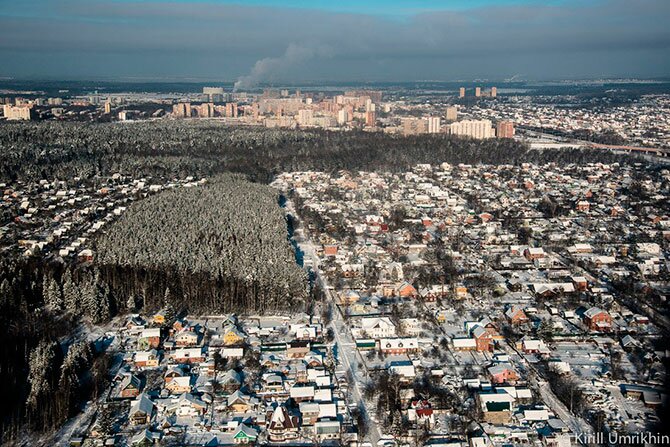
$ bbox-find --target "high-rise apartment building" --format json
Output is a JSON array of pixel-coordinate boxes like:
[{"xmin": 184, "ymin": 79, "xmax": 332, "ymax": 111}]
[
  {"xmin": 203, "ymin": 87, "xmax": 224, "ymax": 103},
  {"xmin": 445, "ymin": 106, "xmax": 457, "ymax": 122},
  {"xmin": 194, "ymin": 103, "xmax": 215, "ymax": 118},
  {"xmin": 449, "ymin": 119, "xmax": 494, "ymax": 139},
  {"xmin": 491, "ymin": 87, "xmax": 497, "ymax": 98},
  {"xmin": 401, "ymin": 117, "xmax": 428, "ymax": 135},
  {"xmin": 365, "ymin": 111, "xmax": 376, "ymax": 127},
  {"xmin": 297, "ymin": 109, "xmax": 313, "ymax": 126},
  {"xmin": 172, "ymin": 102, "xmax": 192, "ymax": 118},
  {"xmin": 496, "ymin": 121, "xmax": 515, "ymax": 138},
  {"xmin": 427, "ymin": 116, "xmax": 441, "ymax": 133},
  {"xmin": 225, "ymin": 102, "xmax": 238, "ymax": 118},
  {"xmin": 337, "ymin": 109, "xmax": 348, "ymax": 125},
  {"xmin": 475, "ymin": 87, "xmax": 481, "ymax": 97},
  {"xmin": 344, "ymin": 90, "xmax": 382, "ymax": 103},
  {"xmin": 459, "ymin": 87, "xmax": 465, "ymax": 98},
  {"xmin": 2, "ymin": 104, "xmax": 32, "ymax": 120}
]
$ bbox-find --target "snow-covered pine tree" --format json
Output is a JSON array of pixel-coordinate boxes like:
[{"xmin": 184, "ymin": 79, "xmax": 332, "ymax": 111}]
[{"xmin": 43, "ymin": 274, "xmax": 63, "ymax": 311}]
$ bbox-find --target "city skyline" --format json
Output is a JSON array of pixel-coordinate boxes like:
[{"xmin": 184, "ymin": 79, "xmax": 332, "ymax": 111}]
[{"xmin": 0, "ymin": 0, "xmax": 669, "ymax": 83}]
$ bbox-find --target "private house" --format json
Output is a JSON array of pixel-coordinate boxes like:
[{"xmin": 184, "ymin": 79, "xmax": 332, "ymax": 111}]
[
  {"xmin": 521, "ymin": 338, "xmax": 550, "ymax": 355},
  {"xmin": 388, "ymin": 360, "xmax": 416, "ymax": 381},
  {"xmin": 134, "ymin": 349, "xmax": 160, "ymax": 368},
  {"xmin": 407, "ymin": 399, "xmax": 435, "ymax": 426},
  {"xmin": 315, "ymin": 419, "xmax": 341, "ymax": 442},
  {"xmin": 267, "ymin": 405, "xmax": 300, "ymax": 442},
  {"xmin": 505, "ymin": 306, "xmax": 529, "ymax": 325},
  {"xmin": 452, "ymin": 337, "xmax": 477, "ymax": 351},
  {"xmin": 138, "ymin": 328, "xmax": 161, "ymax": 349},
  {"xmin": 164, "ymin": 366, "xmax": 186, "ymax": 383},
  {"xmin": 379, "ymin": 337, "xmax": 419, "ymax": 355},
  {"xmin": 232, "ymin": 424, "xmax": 259, "ymax": 444},
  {"xmin": 227, "ymin": 390, "xmax": 257, "ymax": 413},
  {"xmin": 286, "ymin": 340, "xmax": 311, "ymax": 359},
  {"xmin": 175, "ymin": 328, "xmax": 200, "ymax": 347},
  {"xmin": 454, "ymin": 284, "xmax": 468, "ymax": 299},
  {"xmin": 129, "ymin": 394, "xmax": 154, "ymax": 425},
  {"xmin": 360, "ymin": 317, "xmax": 396, "ymax": 339},
  {"xmin": 291, "ymin": 323, "xmax": 321, "ymax": 341},
  {"xmin": 583, "ymin": 307, "xmax": 612, "ymax": 332},
  {"xmin": 303, "ymin": 352, "xmax": 324, "ymax": 368},
  {"xmin": 125, "ymin": 315, "xmax": 147, "ymax": 333},
  {"xmin": 130, "ymin": 429, "xmax": 160, "ymax": 446},
  {"xmin": 298, "ymin": 402, "xmax": 320, "ymax": 426},
  {"xmin": 472, "ymin": 326, "xmax": 494, "ymax": 352},
  {"xmin": 165, "ymin": 393, "xmax": 207, "ymax": 417},
  {"xmin": 165, "ymin": 376, "xmax": 191, "ymax": 394},
  {"xmin": 524, "ymin": 247, "xmax": 546, "ymax": 261},
  {"xmin": 262, "ymin": 374, "xmax": 285, "ymax": 393},
  {"xmin": 488, "ymin": 363, "xmax": 519, "ymax": 384},
  {"xmin": 172, "ymin": 318, "xmax": 187, "ymax": 332},
  {"xmin": 572, "ymin": 276, "xmax": 588, "ymax": 291},
  {"xmin": 396, "ymin": 281, "xmax": 418, "ymax": 298},
  {"xmin": 171, "ymin": 347, "xmax": 206, "ymax": 364},
  {"xmin": 223, "ymin": 327, "xmax": 245, "ymax": 346},
  {"xmin": 289, "ymin": 384, "xmax": 315, "ymax": 403},
  {"xmin": 220, "ymin": 369, "xmax": 243, "ymax": 392},
  {"xmin": 119, "ymin": 374, "xmax": 142, "ymax": 399}
]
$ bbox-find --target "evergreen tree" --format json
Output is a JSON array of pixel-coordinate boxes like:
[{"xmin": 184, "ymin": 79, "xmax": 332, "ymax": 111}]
[{"xmin": 43, "ymin": 274, "xmax": 63, "ymax": 311}]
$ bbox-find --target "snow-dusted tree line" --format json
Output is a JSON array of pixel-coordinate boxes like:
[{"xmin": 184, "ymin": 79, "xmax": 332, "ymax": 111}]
[
  {"xmin": 0, "ymin": 121, "xmax": 639, "ymax": 183},
  {"xmin": 93, "ymin": 173, "xmax": 308, "ymax": 313},
  {"xmin": 0, "ymin": 259, "xmax": 112, "ymax": 441}
]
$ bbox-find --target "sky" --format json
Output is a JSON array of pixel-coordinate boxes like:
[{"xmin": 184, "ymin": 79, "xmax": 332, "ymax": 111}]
[{"xmin": 0, "ymin": 0, "xmax": 668, "ymax": 84}]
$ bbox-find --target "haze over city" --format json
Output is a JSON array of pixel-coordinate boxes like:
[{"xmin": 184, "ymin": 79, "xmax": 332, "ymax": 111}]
[{"xmin": 1, "ymin": 0, "xmax": 669, "ymax": 82}]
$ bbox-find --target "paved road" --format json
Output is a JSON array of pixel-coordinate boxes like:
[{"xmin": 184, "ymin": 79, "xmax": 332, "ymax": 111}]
[
  {"xmin": 502, "ymin": 339, "xmax": 595, "ymax": 445},
  {"xmin": 284, "ymin": 197, "xmax": 384, "ymax": 446}
]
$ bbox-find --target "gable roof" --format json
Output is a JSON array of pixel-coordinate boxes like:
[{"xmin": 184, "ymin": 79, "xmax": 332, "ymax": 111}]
[
  {"xmin": 130, "ymin": 393, "xmax": 154, "ymax": 416},
  {"xmin": 269, "ymin": 405, "xmax": 299, "ymax": 430}
]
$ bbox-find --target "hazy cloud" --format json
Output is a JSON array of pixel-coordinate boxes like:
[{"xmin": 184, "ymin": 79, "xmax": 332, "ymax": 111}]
[
  {"xmin": 234, "ymin": 44, "xmax": 333, "ymax": 90},
  {"xmin": 0, "ymin": 0, "xmax": 668, "ymax": 81}
]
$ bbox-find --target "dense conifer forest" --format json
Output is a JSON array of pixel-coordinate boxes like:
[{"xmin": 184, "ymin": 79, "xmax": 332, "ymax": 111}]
[
  {"xmin": 0, "ymin": 121, "xmax": 641, "ymax": 183},
  {"xmin": 95, "ymin": 174, "xmax": 308, "ymax": 314}
]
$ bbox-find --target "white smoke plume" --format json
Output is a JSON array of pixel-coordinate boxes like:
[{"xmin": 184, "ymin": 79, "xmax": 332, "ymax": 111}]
[{"xmin": 233, "ymin": 43, "xmax": 329, "ymax": 91}]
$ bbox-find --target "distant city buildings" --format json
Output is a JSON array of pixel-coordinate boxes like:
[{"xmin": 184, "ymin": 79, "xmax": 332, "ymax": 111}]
[
  {"xmin": 203, "ymin": 87, "xmax": 225, "ymax": 102},
  {"xmin": 9, "ymin": 84, "xmax": 669, "ymax": 151},
  {"xmin": 459, "ymin": 86, "xmax": 497, "ymax": 99}
]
